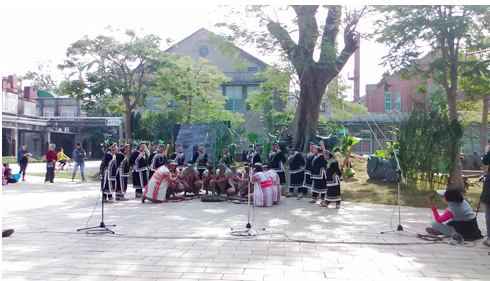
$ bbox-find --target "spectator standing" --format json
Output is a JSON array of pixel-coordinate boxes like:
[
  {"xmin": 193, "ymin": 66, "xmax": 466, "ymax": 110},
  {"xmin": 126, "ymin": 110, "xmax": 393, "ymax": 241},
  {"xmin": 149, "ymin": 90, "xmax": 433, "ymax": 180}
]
[
  {"xmin": 45, "ymin": 144, "xmax": 58, "ymax": 183},
  {"xmin": 72, "ymin": 143, "xmax": 87, "ymax": 181},
  {"xmin": 17, "ymin": 143, "xmax": 31, "ymax": 181}
]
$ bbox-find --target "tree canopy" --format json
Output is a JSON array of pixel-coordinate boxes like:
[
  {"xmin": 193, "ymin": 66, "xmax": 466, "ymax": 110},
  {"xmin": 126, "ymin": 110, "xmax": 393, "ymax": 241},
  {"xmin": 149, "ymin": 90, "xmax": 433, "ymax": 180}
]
[
  {"xmin": 216, "ymin": 5, "xmax": 372, "ymax": 151},
  {"xmin": 373, "ymin": 5, "xmax": 490, "ymax": 189}
]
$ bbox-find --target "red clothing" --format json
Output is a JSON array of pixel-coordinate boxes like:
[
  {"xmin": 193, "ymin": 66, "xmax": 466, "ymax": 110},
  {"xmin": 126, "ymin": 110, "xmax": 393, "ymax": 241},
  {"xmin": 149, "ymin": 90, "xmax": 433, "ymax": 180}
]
[
  {"xmin": 431, "ymin": 206, "xmax": 454, "ymax": 223},
  {"xmin": 46, "ymin": 150, "xmax": 58, "ymax": 163}
]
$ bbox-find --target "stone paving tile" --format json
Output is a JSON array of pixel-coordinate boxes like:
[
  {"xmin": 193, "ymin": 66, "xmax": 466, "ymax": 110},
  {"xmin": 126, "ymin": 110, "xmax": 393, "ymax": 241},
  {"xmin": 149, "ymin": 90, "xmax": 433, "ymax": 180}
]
[{"xmin": 2, "ymin": 177, "xmax": 490, "ymax": 281}]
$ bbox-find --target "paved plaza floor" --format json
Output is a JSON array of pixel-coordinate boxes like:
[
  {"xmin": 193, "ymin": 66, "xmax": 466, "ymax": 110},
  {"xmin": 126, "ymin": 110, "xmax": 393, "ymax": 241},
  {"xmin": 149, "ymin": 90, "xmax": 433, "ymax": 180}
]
[{"xmin": 2, "ymin": 176, "xmax": 490, "ymax": 280}]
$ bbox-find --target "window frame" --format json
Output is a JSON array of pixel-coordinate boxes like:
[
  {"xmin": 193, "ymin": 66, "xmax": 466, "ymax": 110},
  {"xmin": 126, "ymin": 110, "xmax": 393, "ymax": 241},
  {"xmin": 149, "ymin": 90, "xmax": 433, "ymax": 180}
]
[{"xmin": 385, "ymin": 92, "xmax": 392, "ymax": 112}]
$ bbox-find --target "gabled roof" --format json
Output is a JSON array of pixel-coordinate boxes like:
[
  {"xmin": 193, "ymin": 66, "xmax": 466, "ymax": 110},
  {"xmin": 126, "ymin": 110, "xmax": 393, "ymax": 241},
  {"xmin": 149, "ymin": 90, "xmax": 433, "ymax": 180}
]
[{"xmin": 164, "ymin": 28, "xmax": 268, "ymax": 67}]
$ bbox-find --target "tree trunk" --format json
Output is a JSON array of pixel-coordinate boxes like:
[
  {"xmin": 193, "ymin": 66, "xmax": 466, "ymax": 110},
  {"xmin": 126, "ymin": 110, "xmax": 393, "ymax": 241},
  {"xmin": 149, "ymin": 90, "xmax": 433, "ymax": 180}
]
[
  {"xmin": 125, "ymin": 104, "xmax": 132, "ymax": 140},
  {"xmin": 447, "ymin": 93, "xmax": 464, "ymax": 191},
  {"xmin": 291, "ymin": 70, "xmax": 327, "ymax": 152},
  {"xmin": 482, "ymin": 97, "xmax": 489, "ymax": 154}
]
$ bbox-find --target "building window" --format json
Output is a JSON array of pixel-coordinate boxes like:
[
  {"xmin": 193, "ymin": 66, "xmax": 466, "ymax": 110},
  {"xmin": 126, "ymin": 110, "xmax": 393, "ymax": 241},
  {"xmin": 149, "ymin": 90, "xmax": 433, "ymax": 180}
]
[
  {"xmin": 248, "ymin": 67, "xmax": 257, "ymax": 72},
  {"xmin": 394, "ymin": 91, "xmax": 401, "ymax": 112},
  {"xmin": 198, "ymin": 45, "xmax": 209, "ymax": 57},
  {"xmin": 385, "ymin": 92, "xmax": 392, "ymax": 112},
  {"xmin": 246, "ymin": 85, "xmax": 263, "ymax": 111},
  {"xmin": 60, "ymin": 107, "xmax": 75, "ymax": 117},
  {"xmin": 43, "ymin": 107, "xmax": 55, "ymax": 117},
  {"xmin": 224, "ymin": 86, "xmax": 243, "ymax": 112},
  {"xmin": 351, "ymin": 126, "xmax": 372, "ymax": 154}
]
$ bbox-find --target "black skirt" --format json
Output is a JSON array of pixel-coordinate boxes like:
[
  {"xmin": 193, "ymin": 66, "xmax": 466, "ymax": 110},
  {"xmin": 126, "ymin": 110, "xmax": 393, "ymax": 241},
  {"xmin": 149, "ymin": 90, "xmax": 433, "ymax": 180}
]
[
  {"xmin": 289, "ymin": 170, "xmax": 305, "ymax": 187},
  {"xmin": 277, "ymin": 171, "xmax": 286, "ymax": 186},
  {"xmin": 312, "ymin": 178, "xmax": 326, "ymax": 194},
  {"xmin": 304, "ymin": 173, "xmax": 313, "ymax": 188},
  {"xmin": 132, "ymin": 170, "xmax": 148, "ymax": 188}
]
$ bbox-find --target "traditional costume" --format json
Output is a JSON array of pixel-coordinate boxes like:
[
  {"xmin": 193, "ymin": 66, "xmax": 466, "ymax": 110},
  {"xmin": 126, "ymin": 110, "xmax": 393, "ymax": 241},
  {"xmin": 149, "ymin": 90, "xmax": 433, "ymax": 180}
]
[
  {"xmin": 253, "ymin": 169, "xmax": 274, "ymax": 207},
  {"xmin": 128, "ymin": 143, "xmax": 148, "ymax": 198},
  {"xmin": 148, "ymin": 151, "xmax": 166, "ymax": 179},
  {"xmin": 245, "ymin": 145, "xmax": 261, "ymax": 164},
  {"xmin": 170, "ymin": 144, "xmax": 185, "ymax": 170},
  {"xmin": 269, "ymin": 144, "xmax": 287, "ymax": 186},
  {"xmin": 192, "ymin": 145, "xmax": 208, "ymax": 178},
  {"xmin": 310, "ymin": 150, "xmax": 327, "ymax": 201},
  {"xmin": 264, "ymin": 165, "xmax": 281, "ymax": 203},
  {"xmin": 325, "ymin": 153, "xmax": 342, "ymax": 205},
  {"xmin": 115, "ymin": 145, "xmax": 130, "ymax": 201},
  {"xmin": 287, "ymin": 148, "xmax": 307, "ymax": 198},
  {"xmin": 144, "ymin": 165, "xmax": 172, "ymax": 202},
  {"xmin": 101, "ymin": 144, "xmax": 118, "ymax": 202},
  {"xmin": 303, "ymin": 143, "xmax": 315, "ymax": 189}
]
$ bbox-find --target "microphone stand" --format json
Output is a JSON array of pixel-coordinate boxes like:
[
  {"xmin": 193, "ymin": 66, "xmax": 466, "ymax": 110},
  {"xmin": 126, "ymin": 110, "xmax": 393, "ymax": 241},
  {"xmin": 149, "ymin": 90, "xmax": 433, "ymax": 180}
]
[
  {"xmin": 77, "ymin": 176, "xmax": 116, "ymax": 234},
  {"xmin": 381, "ymin": 142, "xmax": 417, "ymax": 236}
]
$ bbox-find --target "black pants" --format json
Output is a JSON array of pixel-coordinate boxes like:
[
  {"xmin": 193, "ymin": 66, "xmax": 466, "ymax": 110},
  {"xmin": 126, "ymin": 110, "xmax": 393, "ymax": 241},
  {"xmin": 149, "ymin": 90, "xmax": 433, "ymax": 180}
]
[
  {"xmin": 289, "ymin": 187, "xmax": 308, "ymax": 195},
  {"xmin": 312, "ymin": 191, "xmax": 325, "ymax": 199},
  {"xmin": 45, "ymin": 167, "xmax": 55, "ymax": 183},
  {"xmin": 19, "ymin": 162, "xmax": 28, "ymax": 178}
]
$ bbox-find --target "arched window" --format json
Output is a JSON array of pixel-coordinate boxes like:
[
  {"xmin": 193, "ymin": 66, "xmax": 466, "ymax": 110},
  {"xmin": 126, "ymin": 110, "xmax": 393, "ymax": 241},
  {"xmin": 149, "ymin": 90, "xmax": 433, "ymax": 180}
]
[{"xmin": 198, "ymin": 45, "xmax": 209, "ymax": 57}]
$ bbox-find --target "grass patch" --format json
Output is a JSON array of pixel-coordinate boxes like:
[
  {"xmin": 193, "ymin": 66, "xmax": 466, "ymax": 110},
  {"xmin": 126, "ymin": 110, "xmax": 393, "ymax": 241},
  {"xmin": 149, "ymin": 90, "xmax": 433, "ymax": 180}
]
[{"xmin": 26, "ymin": 171, "xmax": 100, "ymax": 181}]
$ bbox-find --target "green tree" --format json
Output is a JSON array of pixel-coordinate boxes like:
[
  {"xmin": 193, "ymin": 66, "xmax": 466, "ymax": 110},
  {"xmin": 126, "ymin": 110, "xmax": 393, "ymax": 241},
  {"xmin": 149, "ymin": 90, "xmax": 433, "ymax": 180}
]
[
  {"xmin": 459, "ymin": 46, "xmax": 490, "ymax": 154},
  {"xmin": 151, "ymin": 55, "xmax": 244, "ymax": 125},
  {"xmin": 23, "ymin": 60, "xmax": 60, "ymax": 93},
  {"xmin": 323, "ymin": 76, "xmax": 367, "ymax": 121},
  {"xmin": 374, "ymin": 5, "xmax": 490, "ymax": 190},
  {"xmin": 216, "ymin": 5, "xmax": 372, "ymax": 151},
  {"xmin": 58, "ymin": 27, "xmax": 164, "ymax": 139},
  {"xmin": 246, "ymin": 66, "xmax": 293, "ymax": 143}
]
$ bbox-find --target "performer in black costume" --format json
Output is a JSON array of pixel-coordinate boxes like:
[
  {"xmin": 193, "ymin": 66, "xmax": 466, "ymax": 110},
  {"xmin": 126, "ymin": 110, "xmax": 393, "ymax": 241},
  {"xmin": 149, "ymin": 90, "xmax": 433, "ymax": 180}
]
[
  {"xmin": 148, "ymin": 144, "xmax": 167, "ymax": 179},
  {"xmin": 100, "ymin": 143, "xmax": 119, "ymax": 203},
  {"xmin": 324, "ymin": 150, "xmax": 342, "ymax": 208},
  {"xmin": 115, "ymin": 144, "xmax": 131, "ymax": 201},
  {"xmin": 245, "ymin": 144, "xmax": 261, "ymax": 164},
  {"xmin": 286, "ymin": 146, "xmax": 307, "ymax": 199},
  {"xmin": 192, "ymin": 143, "xmax": 208, "ymax": 178},
  {"xmin": 269, "ymin": 141, "xmax": 287, "ymax": 186},
  {"xmin": 220, "ymin": 145, "xmax": 234, "ymax": 166},
  {"xmin": 303, "ymin": 142, "xmax": 315, "ymax": 190},
  {"xmin": 309, "ymin": 145, "xmax": 328, "ymax": 206},
  {"xmin": 170, "ymin": 143, "xmax": 185, "ymax": 171},
  {"xmin": 129, "ymin": 142, "xmax": 148, "ymax": 198}
]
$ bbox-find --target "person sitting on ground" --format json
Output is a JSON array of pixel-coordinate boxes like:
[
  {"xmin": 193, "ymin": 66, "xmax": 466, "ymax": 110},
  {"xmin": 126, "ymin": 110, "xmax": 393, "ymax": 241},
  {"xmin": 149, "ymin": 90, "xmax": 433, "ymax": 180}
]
[
  {"xmin": 4, "ymin": 168, "xmax": 18, "ymax": 184},
  {"xmin": 426, "ymin": 187, "xmax": 483, "ymax": 240},
  {"xmin": 209, "ymin": 165, "xmax": 227, "ymax": 195},
  {"xmin": 201, "ymin": 164, "xmax": 215, "ymax": 195},
  {"xmin": 262, "ymin": 163, "xmax": 281, "ymax": 204},
  {"xmin": 166, "ymin": 160, "xmax": 185, "ymax": 198},
  {"xmin": 249, "ymin": 163, "xmax": 274, "ymax": 207},
  {"xmin": 2, "ymin": 165, "xmax": 6, "ymax": 185},
  {"xmin": 236, "ymin": 164, "xmax": 252, "ymax": 197},
  {"xmin": 180, "ymin": 163, "xmax": 202, "ymax": 196},
  {"xmin": 57, "ymin": 148, "xmax": 70, "ymax": 170}
]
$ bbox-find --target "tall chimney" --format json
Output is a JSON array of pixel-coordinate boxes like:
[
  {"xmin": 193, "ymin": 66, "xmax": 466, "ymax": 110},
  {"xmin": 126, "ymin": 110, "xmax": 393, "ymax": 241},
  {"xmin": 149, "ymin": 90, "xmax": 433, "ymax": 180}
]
[{"xmin": 353, "ymin": 39, "xmax": 360, "ymax": 101}]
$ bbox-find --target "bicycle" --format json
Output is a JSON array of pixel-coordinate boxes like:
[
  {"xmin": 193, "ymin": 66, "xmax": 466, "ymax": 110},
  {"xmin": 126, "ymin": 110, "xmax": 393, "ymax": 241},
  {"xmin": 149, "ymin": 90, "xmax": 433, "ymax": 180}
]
[{"xmin": 56, "ymin": 160, "xmax": 74, "ymax": 172}]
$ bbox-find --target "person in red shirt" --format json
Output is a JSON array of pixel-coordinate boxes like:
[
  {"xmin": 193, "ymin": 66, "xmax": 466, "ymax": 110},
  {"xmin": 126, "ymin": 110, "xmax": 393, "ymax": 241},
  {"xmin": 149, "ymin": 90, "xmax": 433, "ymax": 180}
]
[{"xmin": 45, "ymin": 143, "xmax": 58, "ymax": 183}]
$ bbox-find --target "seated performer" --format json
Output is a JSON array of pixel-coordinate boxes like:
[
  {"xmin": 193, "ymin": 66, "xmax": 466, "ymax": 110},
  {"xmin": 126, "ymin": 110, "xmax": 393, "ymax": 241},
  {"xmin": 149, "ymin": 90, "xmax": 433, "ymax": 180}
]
[
  {"xmin": 180, "ymin": 163, "xmax": 202, "ymax": 196},
  {"xmin": 142, "ymin": 160, "xmax": 180, "ymax": 203},
  {"xmin": 148, "ymin": 144, "xmax": 167, "ymax": 179},
  {"xmin": 250, "ymin": 163, "xmax": 274, "ymax": 207},
  {"xmin": 170, "ymin": 143, "xmax": 185, "ymax": 171},
  {"xmin": 220, "ymin": 145, "xmax": 234, "ymax": 167},
  {"xmin": 236, "ymin": 164, "xmax": 251, "ymax": 197},
  {"xmin": 245, "ymin": 144, "xmax": 261, "ymax": 164},
  {"xmin": 201, "ymin": 163, "xmax": 215, "ymax": 195},
  {"xmin": 262, "ymin": 163, "xmax": 281, "ymax": 204},
  {"xmin": 192, "ymin": 143, "xmax": 208, "ymax": 178},
  {"xmin": 209, "ymin": 165, "xmax": 227, "ymax": 195}
]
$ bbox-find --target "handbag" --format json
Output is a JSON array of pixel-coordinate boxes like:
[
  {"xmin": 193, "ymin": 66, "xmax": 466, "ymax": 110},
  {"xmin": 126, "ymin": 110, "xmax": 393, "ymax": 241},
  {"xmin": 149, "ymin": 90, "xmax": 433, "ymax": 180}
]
[{"xmin": 46, "ymin": 162, "xmax": 54, "ymax": 169}]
